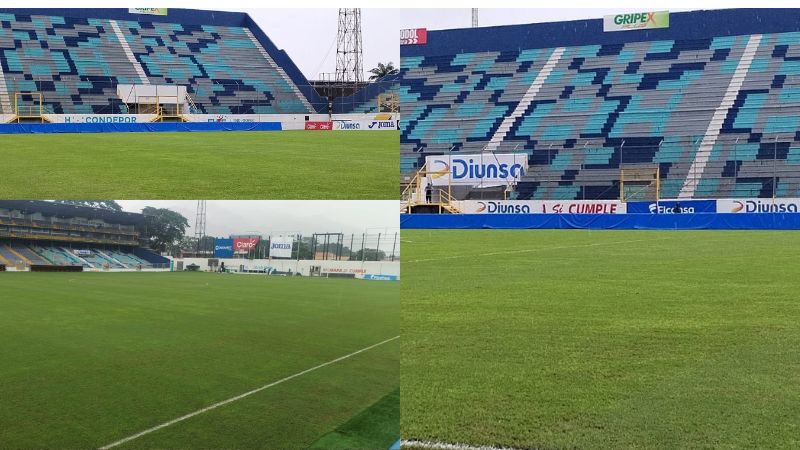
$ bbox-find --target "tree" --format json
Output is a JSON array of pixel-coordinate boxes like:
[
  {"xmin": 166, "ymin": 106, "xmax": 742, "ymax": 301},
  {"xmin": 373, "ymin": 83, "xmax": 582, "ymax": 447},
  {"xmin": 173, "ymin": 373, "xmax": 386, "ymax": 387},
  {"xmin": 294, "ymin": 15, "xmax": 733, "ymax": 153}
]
[
  {"xmin": 352, "ymin": 248, "xmax": 387, "ymax": 262},
  {"xmin": 141, "ymin": 207, "xmax": 189, "ymax": 255},
  {"xmin": 52, "ymin": 200, "xmax": 122, "ymax": 211},
  {"xmin": 368, "ymin": 62, "xmax": 398, "ymax": 81}
]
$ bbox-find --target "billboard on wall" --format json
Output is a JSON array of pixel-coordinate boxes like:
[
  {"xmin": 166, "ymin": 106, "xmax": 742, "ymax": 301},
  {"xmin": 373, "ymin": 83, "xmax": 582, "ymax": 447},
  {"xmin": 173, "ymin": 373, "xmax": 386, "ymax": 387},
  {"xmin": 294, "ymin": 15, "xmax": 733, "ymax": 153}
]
[
  {"xmin": 626, "ymin": 199, "xmax": 717, "ymax": 214},
  {"xmin": 214, "ymin": 239, "xmax": 234, "ymax": 258},
  {"xmin": 603, "ymin": 11, "xmax": 669, "ymax": 32},
  {"xmin": 457, "ymin": 200, "xmax": 626, "ymax": 214},
  {"xmin": 233, "ymin": 237, "xmax": 260, "ymax": 253},
  {"xmin": 269, "ymin": 237, "xmax": 294, "ymax": 258},
  {"xmin": 305, "ymin": 121, "xmax": 332, "ymax": 131},
  {"xmin": 718, "ymin": 198, "xmax": 800, "ymax": 213},
  {"xmin": 333, "ymin": 120, "xmax": 397, "ymax": 131},
  {"xmin": 400, "ymin": 28, "xmax": 427, "ymax": 45},
  {"xmin": 128, "ymin": 8, "xmax": 168, "ymax": 16},
  {"xmin": 426, "ymin": 153, "xmax": 528, "ymax": 188}
]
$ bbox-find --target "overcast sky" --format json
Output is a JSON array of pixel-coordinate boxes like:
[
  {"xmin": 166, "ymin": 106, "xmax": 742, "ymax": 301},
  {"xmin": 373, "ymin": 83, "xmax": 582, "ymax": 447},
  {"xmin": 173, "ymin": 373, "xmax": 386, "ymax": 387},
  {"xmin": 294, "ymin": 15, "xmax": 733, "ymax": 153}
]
[
  {"xmin": 223, "ymin": 8, "xmax": 400, "ymax": 82},
  {"xmin": 225, "ymin": 8, "xmax": 698, "ymax": 81},
  {"xmin": 393, "ymin": 8, "xmax": 693, "ymax": 32},
  {"xmin": 116, "ymin": 201, "xmax": 398, "ymax": 237}
]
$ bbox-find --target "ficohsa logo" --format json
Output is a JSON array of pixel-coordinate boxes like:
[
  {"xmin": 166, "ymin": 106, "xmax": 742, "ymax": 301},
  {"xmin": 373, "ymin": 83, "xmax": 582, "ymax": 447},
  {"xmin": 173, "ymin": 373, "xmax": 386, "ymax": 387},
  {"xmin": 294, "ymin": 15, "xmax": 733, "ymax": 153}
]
[
  {"xmin": 215, "ymin": 244, "xmax": 232, "ymax": 251},
  {"xmin": 476, "ymin": 201, "xmax": 531, "ymax": 214},
  {"xmin": 732, "ymin": 200, "xmax": 799, "ymax": 213},
  {"xmin": 648, "ymin": 203, "xmax": 695, "ymax": 214}
]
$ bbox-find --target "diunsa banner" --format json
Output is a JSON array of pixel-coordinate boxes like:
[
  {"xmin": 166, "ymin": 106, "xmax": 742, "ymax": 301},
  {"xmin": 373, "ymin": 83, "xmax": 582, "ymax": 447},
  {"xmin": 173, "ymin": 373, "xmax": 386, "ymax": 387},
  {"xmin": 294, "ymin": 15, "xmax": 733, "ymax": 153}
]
[{"xmin": 425, "ymin": 153, "xmax": 529, "ymax": 188}]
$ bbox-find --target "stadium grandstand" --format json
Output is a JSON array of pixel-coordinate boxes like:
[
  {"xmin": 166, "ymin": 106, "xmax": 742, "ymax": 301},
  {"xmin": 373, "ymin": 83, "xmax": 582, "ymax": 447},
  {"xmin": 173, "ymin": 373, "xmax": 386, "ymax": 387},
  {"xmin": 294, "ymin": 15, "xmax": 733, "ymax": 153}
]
[
  {"xmin": 400, "ymin": 8, "xmax": 800, "ymax": 209},
  {"xmin": 0, "ymin": 8, "xmax": 398, "ymax": 124},
  {"xmin": 0, "ymin": 200, "xmax": 168, "ymax": 271}
]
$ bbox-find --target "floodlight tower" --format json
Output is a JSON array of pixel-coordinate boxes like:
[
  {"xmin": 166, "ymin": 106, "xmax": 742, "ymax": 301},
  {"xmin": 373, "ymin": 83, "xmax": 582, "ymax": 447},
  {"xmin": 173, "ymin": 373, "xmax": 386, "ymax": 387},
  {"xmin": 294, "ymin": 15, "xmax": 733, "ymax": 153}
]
[
  {"xmin": 472, "ymin": 8, "xmax": 479, "ymax": 28},
  {"xmin": 335, "ymin": 8, "xmax": 364, "ymax": 88},
  {"xmin": 194, "ymin": 200, "xmax": 207, "ymax": 254}
]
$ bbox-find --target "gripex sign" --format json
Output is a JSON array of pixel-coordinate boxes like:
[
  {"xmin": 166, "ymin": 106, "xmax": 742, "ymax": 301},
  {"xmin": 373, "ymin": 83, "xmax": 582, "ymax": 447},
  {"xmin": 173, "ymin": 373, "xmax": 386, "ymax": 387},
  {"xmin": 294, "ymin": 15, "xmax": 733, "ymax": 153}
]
[
  {"xmin": 269, "ymin": 237, "xmax": 294, "ymax": 258},
  {"xmin": 426, "ymin": 153, "xmax": 528, "ymax": 188},
  {"xmin": 603, "ymin": 11, "xmax": 669, "ymax": 32},
  {"xmin": 718, "ymin": 198, "xmax": 800, "ymax": 213},
  {"xmin": 457, "ymin": 200, "xmax": 626, "ymax": 214}
]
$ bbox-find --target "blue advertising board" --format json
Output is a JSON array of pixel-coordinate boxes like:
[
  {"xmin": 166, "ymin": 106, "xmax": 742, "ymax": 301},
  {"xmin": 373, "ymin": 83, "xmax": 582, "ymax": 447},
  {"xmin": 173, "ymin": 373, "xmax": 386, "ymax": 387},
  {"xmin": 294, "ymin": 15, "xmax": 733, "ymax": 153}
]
[
  {"xmin": 626, "ymin": 200, "xmax": 717, "ymax": 214},
  {"xmin": 214, "ymin": 239, "xmax": 234, "ymax": 258}
]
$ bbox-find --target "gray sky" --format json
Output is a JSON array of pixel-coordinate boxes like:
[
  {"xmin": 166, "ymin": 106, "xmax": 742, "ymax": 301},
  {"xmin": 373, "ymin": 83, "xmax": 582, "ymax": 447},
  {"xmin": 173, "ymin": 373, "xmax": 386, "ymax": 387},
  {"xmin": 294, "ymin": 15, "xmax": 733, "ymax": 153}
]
[
  {"xmin": 227, "ymin": 9, "xmax": 401, "ymax": 81},
  {"xmin": 117, "ymin": 201, "xmax": 398, "ymax": 237}
]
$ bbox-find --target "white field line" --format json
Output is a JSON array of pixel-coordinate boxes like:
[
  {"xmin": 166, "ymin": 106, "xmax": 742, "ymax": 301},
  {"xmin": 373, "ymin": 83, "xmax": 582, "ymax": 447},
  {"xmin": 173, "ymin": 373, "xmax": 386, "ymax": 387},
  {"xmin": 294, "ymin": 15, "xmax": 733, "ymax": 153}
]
[
  {"xmin": 98, "ymin": 335, "xmax": 400, "ymax": 449},
  {"xmin": 401, "ymin": 439, "xmax": 530, "ymax": 450},
  {"xmin": 405, "ymin": 237, "xmax": 674, "ymax": 264}
]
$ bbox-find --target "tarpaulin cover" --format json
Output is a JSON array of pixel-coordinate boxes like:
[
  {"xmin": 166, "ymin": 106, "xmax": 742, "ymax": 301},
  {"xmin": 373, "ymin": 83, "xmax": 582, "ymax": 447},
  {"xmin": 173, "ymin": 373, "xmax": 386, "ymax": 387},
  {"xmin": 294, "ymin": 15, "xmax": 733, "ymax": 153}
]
[
  {"xmin": 400, "ymin": 213, "xmax": 800, "ymax": 230},
  {"xmin": 0, "ymin": 122, "xmax": 282, "ymax": 134}
]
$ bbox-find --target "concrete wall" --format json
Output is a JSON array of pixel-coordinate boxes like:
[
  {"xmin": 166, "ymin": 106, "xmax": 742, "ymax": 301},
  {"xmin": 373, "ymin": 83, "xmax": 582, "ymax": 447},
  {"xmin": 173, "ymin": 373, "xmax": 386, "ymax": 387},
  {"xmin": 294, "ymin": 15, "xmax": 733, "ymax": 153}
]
[{"xmin": 172, "ymin": 257, "xmax": 400, "ymax": 278}]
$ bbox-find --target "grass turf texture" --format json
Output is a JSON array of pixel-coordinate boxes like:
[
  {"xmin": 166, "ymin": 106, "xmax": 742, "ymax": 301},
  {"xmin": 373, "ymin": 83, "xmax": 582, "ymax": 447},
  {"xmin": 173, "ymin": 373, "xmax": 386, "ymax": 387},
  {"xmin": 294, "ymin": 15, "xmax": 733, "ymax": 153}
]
[
  {"xmin": 0, "ymin": 272, "xmax": 398, "ymax": 449},
  {"xmin": 309, "ymin": 387, "xmax": 399, "ymax": 450},
  {"xmin": 0, "ymin": 130, "xmax": 398, "ymax": 199},
  {"xmin": 402, "ymin": 230, "xmax": 800, "ymax": 450}
]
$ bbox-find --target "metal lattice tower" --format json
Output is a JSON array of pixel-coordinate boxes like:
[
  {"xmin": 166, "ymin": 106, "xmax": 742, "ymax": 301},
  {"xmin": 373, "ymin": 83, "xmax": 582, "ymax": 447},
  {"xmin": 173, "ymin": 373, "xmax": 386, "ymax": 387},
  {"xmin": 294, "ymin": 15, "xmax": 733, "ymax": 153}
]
[
  {"xmin": 472, "ymin": 8, "xmax": 478, "ymax": 28},
  {"xmin": 335, "ymin": 9, "xmax": 363, "ymax": 85},
  {"xmin": 194, "ymin": 200, "xmax": 207, "ymax": 253}
]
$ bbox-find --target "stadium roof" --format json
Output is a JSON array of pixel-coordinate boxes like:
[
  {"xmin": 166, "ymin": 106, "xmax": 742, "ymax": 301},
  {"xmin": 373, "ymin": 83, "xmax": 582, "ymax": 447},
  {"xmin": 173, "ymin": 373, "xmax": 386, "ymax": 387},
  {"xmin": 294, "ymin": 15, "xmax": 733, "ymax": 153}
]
[
  {"xmin": 401, "ymin": 8, "xmax": 800, "ymax": 57},
  {"xmin": 0, "ymin": 200, "xmax": 145, "ymax": 225}
]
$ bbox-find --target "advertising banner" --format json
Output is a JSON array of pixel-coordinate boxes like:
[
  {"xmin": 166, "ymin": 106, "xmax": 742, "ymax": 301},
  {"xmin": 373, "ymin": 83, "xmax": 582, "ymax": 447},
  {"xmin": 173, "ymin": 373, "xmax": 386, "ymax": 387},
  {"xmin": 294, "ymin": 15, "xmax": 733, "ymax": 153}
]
[
  {"xmin": 128, "ymin": 8, "xmax": 168, "ymax": 15},
  {"xmin": 59, "ymin": 114, "xmax": 156, "ymax": 124},
  {"xmin": 363, "ymin": 274, "xmax": 399, "ymax": 281},
  {"xmin": 269, "ymin": 237, "xmax": 294, "ymax": 258},
  {"xmin": 457, "ymin": 200, "xmax": 626, "ymax": 214},
  {"xmin": 305, "ymin": 121, "xmax": 332, "ymax": 131},
  {"xmin": 333, "ymin": 120, "xmax": 397, "ymax": 131},
  {"xmin": 400, "ymin": 28, "xmax": 427, "ymax": 45},
  {"xmin": 426, "ymin": 153, "xmax": 528, "ymax": 188},
  {"xmin": 233, "ymin": 237, "xmax": 260, "ymax": 253},
  {"xmin": 604, "ymin": 11, "xmax": 669, "ymax": 32},
  {"xmin": 718, "ymin": 198, "xmax": 800, "ymax": 213},
  {"xmin": 73, "ymin": 249, "xmax": 92, "ymax": 256},
  {"xmin": 214, "ymin": 239, "xmax": 234, "ymax": 258},
  {"xmin": 626, "ymin": 199, "xmax": 717, "ymax": 214}
]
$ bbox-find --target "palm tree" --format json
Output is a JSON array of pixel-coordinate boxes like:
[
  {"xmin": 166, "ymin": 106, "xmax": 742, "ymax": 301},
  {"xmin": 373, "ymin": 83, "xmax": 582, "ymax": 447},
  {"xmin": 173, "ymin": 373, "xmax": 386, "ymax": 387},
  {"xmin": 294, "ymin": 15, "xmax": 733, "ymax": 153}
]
[{"xmin": 368, "ymin": 62, "xmax": 399, "ymax": 81}]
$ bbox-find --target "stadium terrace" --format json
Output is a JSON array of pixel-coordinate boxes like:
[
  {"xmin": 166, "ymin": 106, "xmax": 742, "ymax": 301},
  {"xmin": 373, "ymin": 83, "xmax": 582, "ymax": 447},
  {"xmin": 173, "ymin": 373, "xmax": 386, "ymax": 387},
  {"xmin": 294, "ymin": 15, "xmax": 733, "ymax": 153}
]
[{"xmin": 399, "ymin": 8, "xmax": 800, "ymax": 230}]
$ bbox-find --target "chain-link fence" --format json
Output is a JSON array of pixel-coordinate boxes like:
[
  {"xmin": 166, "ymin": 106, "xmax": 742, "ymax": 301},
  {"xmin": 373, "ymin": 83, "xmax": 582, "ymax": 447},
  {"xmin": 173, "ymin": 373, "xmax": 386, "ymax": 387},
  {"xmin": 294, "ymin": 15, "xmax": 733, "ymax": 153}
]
[
  {"xmin": 4, "ymin": 77, "xmax": 400, "ymax": 116},
  {"xmin": 186, "ymin": 232, "xmax": 400, "ymax": 262},
  {"xmin": 403, "ymin": 134, "xmax": 800, "ymax": 201}
]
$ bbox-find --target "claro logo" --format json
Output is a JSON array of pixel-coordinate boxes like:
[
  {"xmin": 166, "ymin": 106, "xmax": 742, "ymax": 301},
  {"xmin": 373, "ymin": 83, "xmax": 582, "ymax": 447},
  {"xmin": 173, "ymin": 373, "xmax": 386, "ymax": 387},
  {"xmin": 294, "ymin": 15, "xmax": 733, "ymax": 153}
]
[{"xmin": 475, "ymin": 202, "xmax": 531, "ymax": 214}]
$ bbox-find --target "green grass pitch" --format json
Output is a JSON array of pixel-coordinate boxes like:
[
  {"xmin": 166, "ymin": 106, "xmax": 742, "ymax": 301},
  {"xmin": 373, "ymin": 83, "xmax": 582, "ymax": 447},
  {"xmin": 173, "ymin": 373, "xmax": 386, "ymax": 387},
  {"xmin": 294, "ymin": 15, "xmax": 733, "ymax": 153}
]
[
  {"xmin": 0, "ymin": 130, "xmax": 398, "ymax": 199},
  {"xmin": 402, "ymin": 229, "xmax": 800, "ymax": 449},
  {"xmin": 0, "ymin": 272, "xmax": 398, "ymax": 449}
]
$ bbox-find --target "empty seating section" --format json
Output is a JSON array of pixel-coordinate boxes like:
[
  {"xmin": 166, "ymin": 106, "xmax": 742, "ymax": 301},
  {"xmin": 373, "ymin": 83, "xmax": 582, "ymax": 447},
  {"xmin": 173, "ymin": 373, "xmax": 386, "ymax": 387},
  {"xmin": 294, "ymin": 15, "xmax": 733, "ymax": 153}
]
[
  {"xmin": 0, "ymin": 242, "xmax": 156, "ymax": 268},
  {"xmin": 0, "ymin": 13, "xmax": 139, "ymax": 114},
  {"xmin": 121, "ymin": 20, "xmax": 309, "ymax": 113},
  {"xmin": 401, "ymin": 29, "xmax": 800, "ymax": 199},
  {"xmin": 0, "ymin": 12, "xmax": 313, "ymax": 114}
]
